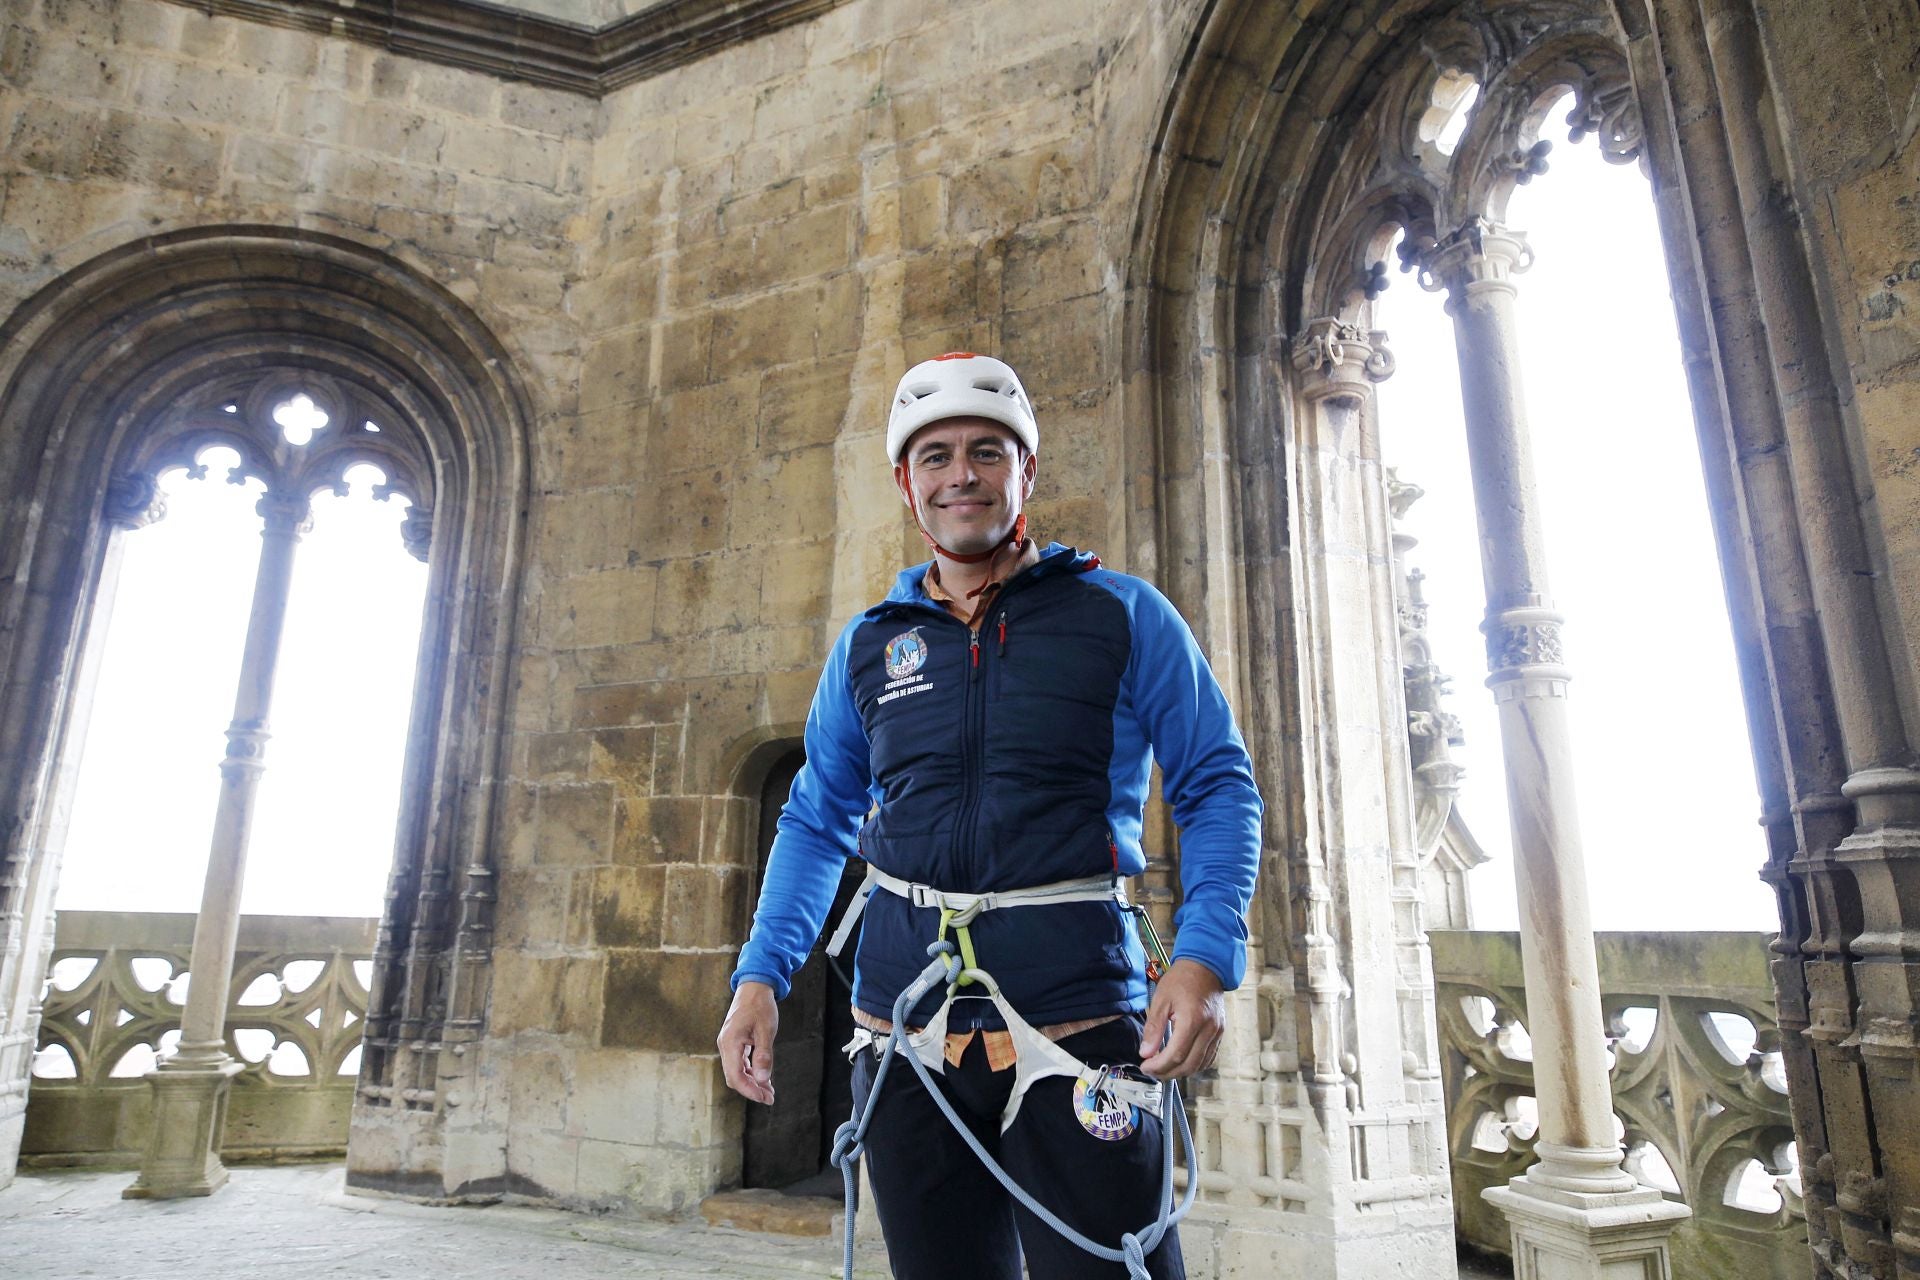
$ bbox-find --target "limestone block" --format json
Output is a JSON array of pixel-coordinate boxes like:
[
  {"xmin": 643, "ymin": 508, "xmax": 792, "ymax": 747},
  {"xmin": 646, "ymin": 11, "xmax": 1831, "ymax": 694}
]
[
  {"xmin": 650, "ymin": 1054, "xmax": 727, "ymax": 1148},
  {"xmin": 565, "ymin": 1050, "xmax": 658, "ymax": 1147},
  {"xmin": 758, "ymin": 536, "xmax": 835, "ymax": 620},
  {"xmin": 129, "ymin": 57, "xmax": 279, "ymax": 125},
  {"xmin": 568, "ymin": 252, "xmax": 659, "ymax": 334},
  {"xmin": 493, "ymin": 866, "xmax": 573, "ymax": 950},
  {"xmin": 662, "ymin": 866, "xmax": 748, "ymax": 949},
  {"xmin": 452, "ymin": 174, "xmax": 578, "ymax": 239},
  {"xmin": 729, "ymin": 445, "xmax": 836, "ymax": 546},
  {"xmin": 7, "ymin": 30, "xmax": 124, "ymax": 102},
  {"xmin": 506, "ymin": 1047, "xmax": 573, "ymax": 1133},
  {"xmin": 632, "ymin": 472, "xmax": 730, "ymax": 563},
  {"xmin": 536, "ymin": 488, "xmax": 637, "ymax": 576},
  {"xmin": 949, "ymin": 140, "xmax": 1094, "ymax": 236},
  {"xmin": 1002, "ymin": 292, "xmax": 1108, "ymax": 392},
  {"xmin": 532, "ymin": 781, "xmax": 618, "ymax": 866},
  {"xmin": 231, "ymin": 136, "xmax": 313, "ymax": 192},
  {"xmin": 750, "ymin": 50, "xmax": 883, "ymax": 143},
  {"xmin": 585, "ymin": 726, "xmax": 656, "ymax": 795},
  {"xmin": 1001, "ymin": 219, "xmax": 1102, "ymax": 312},
  {"xmin": 95, "ymin": 109, "xmax": 225, "ymax": 188},
  {"xmin": 410, "ymin": 62, "xmax": 499, "ymax": 119},
  {"xmin": 499, "ymin": 780, "xmax": 543, "ymax": 869},
  {"xmin": 232, "ymin": 23, "xmax": 322, "ymax": 79},
  {"xmin": 757, "ymin": 355, "xmax": 855, "ymax": 451},
  {"xmin": 440, "ymin": 1129, "xmax": 508, "ymax": 1195},
  {"xmin": 656, "ymin": 374, "xmax": 758, "ymax": 475},
  {"xmin": 582, "ymin": 864, "xmax": 666, "ymax": 948},
  {"xmin": 579, "ymin": 324, "xmax": 651, "ymax": 412},
  {"xmin": 8, "ymin": 101, "xmax": 108, "ymax": 177},
  {"xmin": 543, "ymin": 406, "xmax": 649, "ymax": 491},
  {"xmin": 505, "ymin": 1127, "xmax": 579, "ymax": 1199},
  {"xmin": 767, "ymin": 666, "xmax": 823, "ymax": 729},
  {"xmin": 745, "ymin": 203, "xmax": 857, "ymax": 294},
  {"xmin": 899, "ymin": 254, "xmax": 979, "ymax": 337},
  {"xmin": 540, "ymin": 567, "xmax": 657, "ymax": 650},
  {"xmin": 614, "ymin": 796, "xmax": 703, "ymax": 866},
  {"xmin": 709, "ymin": 623, "xmax": 821, "ymax": 676},
  {"xmin": 308, "ymin": 147, "xmax": 454, "ymax": 212},
  {"xmin": 709, "ymin": 279, "xmax": 843, "ymax": 375},
  {"xmin": 344, "ymin": 102, "xmax": 447, "ymax": 167},
  {"xmin": 703, "ymin": 795, "xmax": 756, "ymax": 869},
  {"xmin": 656, "ymin": 313, "xmax": 715, "ymax": 394},
  {"xmin": 654, "ymin": 554, "xmax": 762, "ymax": 636},
  {"xmin": 572, "ymin": 681, "xmax": 687, "ymax": 728},
  {"xmin": 600, "ymin": 950, "xmax": 736, "ymax": 1053},
  {"xmin": 488, "ymin": 951, "xmax": 605, "ymax": 1039},
  {"xmin": 673, "ymin": 93, "xmax": 758, "ymax": 168}
]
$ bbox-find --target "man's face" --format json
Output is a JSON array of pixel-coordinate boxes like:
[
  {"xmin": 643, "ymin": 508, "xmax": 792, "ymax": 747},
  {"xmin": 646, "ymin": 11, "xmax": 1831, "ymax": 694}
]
[{"xmin": 893, "ymin": 417, "xmax": 1037, "ymax": 555}]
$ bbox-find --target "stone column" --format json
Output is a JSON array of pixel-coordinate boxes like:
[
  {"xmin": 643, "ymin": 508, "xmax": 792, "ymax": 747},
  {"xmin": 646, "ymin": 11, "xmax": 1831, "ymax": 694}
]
[
  {"xmin": 1421, "ymin": 218, "xmax": 1689, "ymax": 1275},
  {"xmin": 125, "ymin": 488, "xmax": 310, "ymax": 1200}
]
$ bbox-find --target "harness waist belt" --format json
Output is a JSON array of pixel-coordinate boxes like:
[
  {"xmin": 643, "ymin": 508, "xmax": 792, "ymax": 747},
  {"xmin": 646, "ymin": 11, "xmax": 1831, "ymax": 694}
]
[{"xmin": 824, "ymin": 866, "xmax": 1127, "ymax": 957}]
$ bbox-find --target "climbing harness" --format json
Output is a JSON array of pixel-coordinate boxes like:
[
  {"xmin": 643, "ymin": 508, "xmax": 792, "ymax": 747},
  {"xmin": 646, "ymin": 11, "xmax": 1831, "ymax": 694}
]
[{"xmin": 825, "ymin": 879, "xmax": 1199, "ymax": 1280}]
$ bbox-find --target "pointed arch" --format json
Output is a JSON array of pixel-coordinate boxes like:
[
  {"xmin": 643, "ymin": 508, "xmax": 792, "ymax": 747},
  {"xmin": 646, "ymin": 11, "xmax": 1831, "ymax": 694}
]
[{"xmin": 0, "ymin": 226, "xmax": 534, "ymax": 1184}]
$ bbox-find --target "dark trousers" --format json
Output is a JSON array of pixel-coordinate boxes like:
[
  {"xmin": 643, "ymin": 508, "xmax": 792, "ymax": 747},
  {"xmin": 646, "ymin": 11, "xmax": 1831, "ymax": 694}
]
[{"xmin": 849, "ymin": 1015, "xmax": 1186, "ymax": 1280}]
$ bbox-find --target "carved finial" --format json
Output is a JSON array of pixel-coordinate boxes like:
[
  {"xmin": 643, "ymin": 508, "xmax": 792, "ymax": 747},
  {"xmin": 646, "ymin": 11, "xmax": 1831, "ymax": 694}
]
[
  {"xmin": 1567, "ymin": 71, "xmax": 1645, "ymax": 167},
  {"xmin": 1501, "ymin": 138, "xmax": 1553, "ymax": 185}
]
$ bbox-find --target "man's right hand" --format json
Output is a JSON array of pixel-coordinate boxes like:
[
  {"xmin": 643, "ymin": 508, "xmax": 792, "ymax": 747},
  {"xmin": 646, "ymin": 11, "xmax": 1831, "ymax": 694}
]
[{"xmin": 717, "ymin": 981, "xmax": 779, "ymax": 1104}]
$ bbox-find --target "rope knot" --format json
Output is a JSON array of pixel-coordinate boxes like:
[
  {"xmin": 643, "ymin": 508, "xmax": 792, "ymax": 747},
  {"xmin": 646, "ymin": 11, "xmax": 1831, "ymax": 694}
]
[
  {"xmin": 828, "ymin": 1120, "xmax": 864, "ymax": 1169},
  {"xmin": 1121, "ymin": 1232, "xmax": 1149, "ymax": 1279}
]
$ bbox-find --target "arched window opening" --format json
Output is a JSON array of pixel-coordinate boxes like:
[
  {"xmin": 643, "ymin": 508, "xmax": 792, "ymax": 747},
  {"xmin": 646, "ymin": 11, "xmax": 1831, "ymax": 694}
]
[
  {"xmin": 1375, "ymin": 88, "xmax": 1771, "ymax": 933},
  {"xmin": 56, "ymin": 381, "xmax": 430, "ymax": 920}
]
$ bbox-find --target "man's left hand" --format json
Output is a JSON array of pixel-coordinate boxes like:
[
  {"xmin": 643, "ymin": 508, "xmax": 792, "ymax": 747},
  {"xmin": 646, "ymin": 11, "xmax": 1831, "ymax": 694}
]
[{"xmin": 1138, "ymin": 958, "xmax": 1226, "ymax": 1079}]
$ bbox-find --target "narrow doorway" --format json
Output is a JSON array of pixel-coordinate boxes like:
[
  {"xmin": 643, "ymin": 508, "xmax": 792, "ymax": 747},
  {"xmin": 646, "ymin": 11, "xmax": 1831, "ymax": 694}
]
[{"xmin": 740, "ymin": 749, "xmax": 864, "ymax": 1195}]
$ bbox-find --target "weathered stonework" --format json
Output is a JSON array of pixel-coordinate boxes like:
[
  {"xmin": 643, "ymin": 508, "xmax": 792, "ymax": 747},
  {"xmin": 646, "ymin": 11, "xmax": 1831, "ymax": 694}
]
[{"xmin": 1, "ymin": 0, "xmax": 1917, "ymax": 1276}]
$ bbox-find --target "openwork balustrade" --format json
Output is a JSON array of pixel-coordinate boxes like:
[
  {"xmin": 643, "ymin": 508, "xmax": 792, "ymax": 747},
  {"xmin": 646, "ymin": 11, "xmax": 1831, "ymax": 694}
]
[
  {"xmin": 23, "ymin": 911, "xmax": 375, "ymax": 1166},
  {"xmin": 1431, "ymin": 929, "xmax": 1805, "ymax": 1277}
]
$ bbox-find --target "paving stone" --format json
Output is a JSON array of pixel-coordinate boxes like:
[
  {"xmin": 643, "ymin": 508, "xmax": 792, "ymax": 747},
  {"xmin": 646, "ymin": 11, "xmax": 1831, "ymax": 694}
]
[{"xmin": 0, "ymin": 1164, "xmax": 884, "ymax": 1278}]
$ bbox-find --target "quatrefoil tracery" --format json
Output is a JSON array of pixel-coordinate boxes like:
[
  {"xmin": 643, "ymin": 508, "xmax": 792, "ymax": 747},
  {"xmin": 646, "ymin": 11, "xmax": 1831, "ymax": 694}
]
[{"xmin": 106, "ymin": 371, "xmax": 435, "ymax": 561}]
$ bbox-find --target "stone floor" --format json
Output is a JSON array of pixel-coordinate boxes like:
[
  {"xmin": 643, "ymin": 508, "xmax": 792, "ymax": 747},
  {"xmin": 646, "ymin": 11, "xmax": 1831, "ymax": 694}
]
[{"xmin": 0, "ymin": 1163, "xmax": 1511, "ymax": 1278}]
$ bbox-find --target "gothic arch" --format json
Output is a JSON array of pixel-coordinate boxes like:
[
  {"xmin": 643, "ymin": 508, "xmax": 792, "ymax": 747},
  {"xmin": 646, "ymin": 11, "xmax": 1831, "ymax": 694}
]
[
  {"xmin": 1126, "ymin": 0, "xmax": 1919, "ymax": 1271},
  {"xmin": 0, "ymin": 226, "xmax": 534, "ymax": 1180}
]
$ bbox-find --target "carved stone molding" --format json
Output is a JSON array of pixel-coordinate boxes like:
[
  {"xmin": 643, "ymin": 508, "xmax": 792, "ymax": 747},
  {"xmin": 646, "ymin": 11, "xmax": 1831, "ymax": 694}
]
[
  {"xmin": 167, "ymin": 0, "xmax": 848, "ymax": 95},
  {"xmin": 1289, "ymin": 317, "xmax": 1397, "ymax": 386}
]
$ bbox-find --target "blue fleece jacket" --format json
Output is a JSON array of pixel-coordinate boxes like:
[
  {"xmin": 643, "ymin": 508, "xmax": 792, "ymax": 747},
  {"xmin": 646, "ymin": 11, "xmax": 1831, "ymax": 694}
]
[{"xmin": 732, "ymin": 544, "xmax": 1263, "ymax": 1027}]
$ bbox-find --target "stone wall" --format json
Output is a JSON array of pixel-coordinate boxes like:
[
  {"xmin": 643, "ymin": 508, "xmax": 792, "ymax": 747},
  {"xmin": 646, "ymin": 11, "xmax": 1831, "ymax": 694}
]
[
  {"xmin": 484, "ymin": 0, "xmax": 1194, "ymax": 1212},
  {"xmin": 0, "ymin": 0, "xmax": 1200, "ymax": 1216},
  {"xmin": 5, "ymin": 0, "xmax": 1920, "ymax": 1267}
]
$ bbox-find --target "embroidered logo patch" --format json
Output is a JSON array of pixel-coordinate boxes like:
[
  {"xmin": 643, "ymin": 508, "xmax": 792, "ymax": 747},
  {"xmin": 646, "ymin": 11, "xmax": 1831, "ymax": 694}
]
[
  {"xmin": 1072, "ymin": 1076, "xmax": 1139, "ymax": 1142},
  {"xmin": 883, "ymin": 628, "xmax": 928, "ymax": 680}
]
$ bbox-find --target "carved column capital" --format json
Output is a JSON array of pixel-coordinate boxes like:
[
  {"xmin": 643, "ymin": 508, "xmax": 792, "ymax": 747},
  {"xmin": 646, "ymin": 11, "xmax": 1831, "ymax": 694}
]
[
  {"xmin": 1289, "ymin": 318, "xmax": 1395, "ymax": 395},
  {"xmin": 1417, "ymin": 217, "xmax": 1533, "ymax": 296},
  {"xmin": 1482, "ymin": 604, "xmax": 1572, "ymax": 701},
  {"xmin": 256, "ymin": 490, "xmax": 313, "ymax": 539},
  {"xmin": 104, "ymin": 472, "xmax": 167, "ymax": 530}
]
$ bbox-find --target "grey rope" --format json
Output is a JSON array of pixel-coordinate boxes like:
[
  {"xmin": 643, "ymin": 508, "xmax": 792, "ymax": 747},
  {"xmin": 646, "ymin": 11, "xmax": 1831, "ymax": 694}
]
[{"xmin": 828, "ymin": 940, "xmax": 1198, "ymax": 1280}]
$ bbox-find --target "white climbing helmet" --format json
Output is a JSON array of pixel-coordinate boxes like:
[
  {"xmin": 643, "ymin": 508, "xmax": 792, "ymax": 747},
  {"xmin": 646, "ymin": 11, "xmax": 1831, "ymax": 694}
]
[{"xmin": 885, "ymin": 353, "xmax": 1039, "ymax": 465}]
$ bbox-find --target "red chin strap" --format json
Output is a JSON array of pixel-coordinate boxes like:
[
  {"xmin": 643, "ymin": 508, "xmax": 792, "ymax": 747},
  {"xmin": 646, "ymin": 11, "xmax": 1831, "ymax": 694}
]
[{"xmin": 912, "ymin": 506, "xmax": 1028, "ymax": 565}]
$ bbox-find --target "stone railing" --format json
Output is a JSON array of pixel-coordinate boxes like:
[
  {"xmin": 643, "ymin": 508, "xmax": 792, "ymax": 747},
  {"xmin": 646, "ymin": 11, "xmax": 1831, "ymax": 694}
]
[
  {"xmin": 23, "ymin": 911, "xmax": 376, "ymax": 1167},
  {"xmin": 1431, "ymin": 929, "xmax": 1806, "ymax": 1278}
]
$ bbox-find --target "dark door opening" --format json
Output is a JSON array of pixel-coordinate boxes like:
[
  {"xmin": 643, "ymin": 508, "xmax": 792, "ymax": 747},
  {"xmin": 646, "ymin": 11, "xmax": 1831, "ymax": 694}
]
[{"xmin": 741, "ymin": 749, "xmax": 864, "ymax": 1194}]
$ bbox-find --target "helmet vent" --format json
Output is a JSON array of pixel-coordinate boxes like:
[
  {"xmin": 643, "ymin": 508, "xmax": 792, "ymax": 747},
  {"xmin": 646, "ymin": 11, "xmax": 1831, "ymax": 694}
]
[{"xmin": 972, "ymin": 378, "xmax": 1005, "ymax": 392}]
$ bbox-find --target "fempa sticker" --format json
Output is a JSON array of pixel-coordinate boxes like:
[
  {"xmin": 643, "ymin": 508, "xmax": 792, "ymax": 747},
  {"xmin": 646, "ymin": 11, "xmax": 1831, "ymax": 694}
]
[
  {"xmin": 1072, "ymin": 1075, "xmax": 1139, "ymax": 1142},
  {"xmin": 883, "ymin": 628, "xmax": 928, "ymax": 679}
]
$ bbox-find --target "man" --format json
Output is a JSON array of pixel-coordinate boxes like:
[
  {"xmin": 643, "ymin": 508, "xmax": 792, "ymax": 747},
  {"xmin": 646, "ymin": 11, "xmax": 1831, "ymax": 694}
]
[{"xmin": 718, "ymin": 353, "xmax": 1262, "ymax": 1279}]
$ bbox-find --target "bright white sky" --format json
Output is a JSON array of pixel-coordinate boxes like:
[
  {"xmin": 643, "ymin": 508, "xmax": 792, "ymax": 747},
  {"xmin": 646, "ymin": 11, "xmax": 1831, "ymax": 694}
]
[
  {"xmin": 53, "ymin": 93, "xmax": 1775, "ymax": 934},
  {"xmin": 1376, "ymin": 94, "xmax": 1776, "ymax": 931},
  {"xmin": 56, "ymin": 441, "xmax": 427, "ymax": 919}
]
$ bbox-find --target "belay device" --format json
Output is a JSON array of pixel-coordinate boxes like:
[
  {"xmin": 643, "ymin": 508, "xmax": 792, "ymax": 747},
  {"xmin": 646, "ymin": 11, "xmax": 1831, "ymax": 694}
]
[{"xmin": 824, "ymin": 870, "xmax": 1201, "ymax": 1280}]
